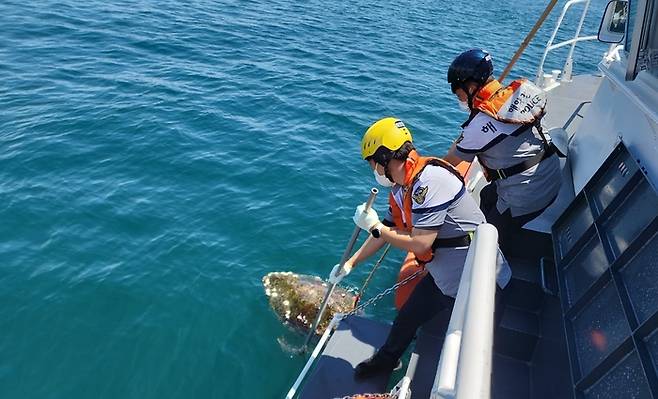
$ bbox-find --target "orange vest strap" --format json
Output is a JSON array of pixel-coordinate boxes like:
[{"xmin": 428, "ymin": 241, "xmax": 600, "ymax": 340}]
[{"xmin": 473, "ymin": 79, "xmax": 525, "ymax": 120}]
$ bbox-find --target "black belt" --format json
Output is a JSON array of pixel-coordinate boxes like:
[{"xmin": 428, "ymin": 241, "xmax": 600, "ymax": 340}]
[
  {"xmin": 484, "ymin": 145, "xmax": 555, "ymax": 182},
  {"xmin": 417, "ymin": 234, "xmax": 472, "ymax": 266},
  {"xmin": 433, "ymin": 234, "xmax": 472, "ymax": 249}
]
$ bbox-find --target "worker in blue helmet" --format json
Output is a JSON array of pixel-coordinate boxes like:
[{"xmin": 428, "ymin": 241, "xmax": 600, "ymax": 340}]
[{"xmin": 443, "ymin": 49, "xmax": 562, "ymax": 258}]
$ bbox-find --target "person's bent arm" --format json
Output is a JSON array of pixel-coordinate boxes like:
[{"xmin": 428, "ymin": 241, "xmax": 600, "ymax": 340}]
[{"xmin": 444, "ymin": 141, "xmax": 464, "ymax": 167}]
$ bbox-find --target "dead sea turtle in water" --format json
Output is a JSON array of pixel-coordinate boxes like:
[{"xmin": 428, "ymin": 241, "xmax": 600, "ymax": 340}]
[{"xmin": 263, "ymin": 271, "xmax": 356, "ymax": 335}]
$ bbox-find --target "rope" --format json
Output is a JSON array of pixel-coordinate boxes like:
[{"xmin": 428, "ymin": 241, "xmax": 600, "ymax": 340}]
[{"xmin": 353, "ymin": 244, "xmax": 392, "ymax": 308}]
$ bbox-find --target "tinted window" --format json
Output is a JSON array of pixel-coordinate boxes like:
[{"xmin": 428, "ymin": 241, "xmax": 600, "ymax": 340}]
[
  {"xmin": 647, "ymin": 0, "xmax": 658, "ymax": 77},
  {"xmin": 625, "ymin": 0, "xmax": 638, "ymax": 52}
]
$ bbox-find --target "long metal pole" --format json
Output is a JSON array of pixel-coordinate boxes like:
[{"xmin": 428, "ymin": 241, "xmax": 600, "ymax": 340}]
[
  {"xmin": 498, "ymin": 0, "xmax": 559, "ymax": 83},
  {"xmin": 286, "ymin": 316, "xmax": 339, "ymax": 399},
  {"xmin": 301, "ymin": 187, "xmax": 379, "ymax": 350}
]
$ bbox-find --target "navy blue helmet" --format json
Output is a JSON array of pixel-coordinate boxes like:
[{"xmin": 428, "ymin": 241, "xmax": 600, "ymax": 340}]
[{"xmin": 447, "ymin": 49, "xmax": 494, "ymax": 93}]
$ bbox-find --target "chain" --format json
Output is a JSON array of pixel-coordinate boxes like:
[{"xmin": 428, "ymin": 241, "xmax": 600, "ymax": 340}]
[
  {"xmin": 330, "ymin": 272, "xmax": 423, "ymax": 399},
  {"xmin": 304, "ymin": 265, "xmax": 424, "ymax": 349},
  {"xmin": 353, "ymin": 244, "xmax": 392, "ymax": 308},
  {"xmin": 339, "ymin": 269, "xmax": 425, "ymax": 320}
]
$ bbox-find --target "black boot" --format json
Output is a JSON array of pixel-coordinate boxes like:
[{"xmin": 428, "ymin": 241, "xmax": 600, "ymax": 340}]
[{"xmin": 354, "ymin": 351, "xmax": 401, "ymax": 379}]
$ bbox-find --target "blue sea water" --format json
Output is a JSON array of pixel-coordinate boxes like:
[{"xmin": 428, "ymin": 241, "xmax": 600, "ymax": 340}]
[{"xmin": 1, "ymin": 0, "xmax": 608, "ymax": 397}]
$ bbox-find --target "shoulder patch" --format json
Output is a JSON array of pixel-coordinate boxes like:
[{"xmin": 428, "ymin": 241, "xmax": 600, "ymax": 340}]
[{"xmin": 412, "ymin": 185, "xmax": 428, "ymax": 205}]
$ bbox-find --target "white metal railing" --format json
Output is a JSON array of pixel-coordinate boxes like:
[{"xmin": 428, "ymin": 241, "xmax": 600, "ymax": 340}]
[
  {"xmin": 431, "ymin": 224, "xmax": 499, "ymax": 399},
  {"xmin": 286, "ymin": 312, "xmax": 413, "ymax": 399},
  {"xmin": 285, "ymin": 315, "xmax": 339, "ymax": 399},
  {"xmin": 391, "ymin": 376, "xmax": 412, "ymax": 399},
  {"xmin": 536, "ymin": 0, "xmax": 598, "ymax": 87},
  {"xmin": 287, "ymin": 224, "xmax": 498, "ymax": 399}
]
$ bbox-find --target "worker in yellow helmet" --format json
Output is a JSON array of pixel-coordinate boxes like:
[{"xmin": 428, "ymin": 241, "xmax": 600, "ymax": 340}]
[{"xmin": 329, "ymin": 117, "xmax": 511, "ymax": 378}]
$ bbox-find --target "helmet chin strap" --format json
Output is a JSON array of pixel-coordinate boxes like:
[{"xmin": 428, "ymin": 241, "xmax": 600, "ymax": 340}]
[
  {"xmin": 383, "ymin": 161, "xmax": 395, "ymax": 183},
  {"xmin": 460, "ymin": 82, "xmax": 481, "ymax": 111},
  {"xmin": 381, "ymin": 150, "xmax": 420, "ymax": 186}
]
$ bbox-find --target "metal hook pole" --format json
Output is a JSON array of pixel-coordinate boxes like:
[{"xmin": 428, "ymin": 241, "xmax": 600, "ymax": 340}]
[
  {"xmin": 499, "ymin": 0, "xmax": 559, "ymax": 83},
  {"xmin": 301, "ymin": 187, "xmax": 379, "ymax": 350}
]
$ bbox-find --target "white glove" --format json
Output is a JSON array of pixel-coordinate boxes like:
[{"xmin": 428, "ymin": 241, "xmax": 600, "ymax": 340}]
[
  {"xmin": 353, "ymin": 203, "xmax": 380, "ymax": 232},
  {"xmin": 328, "ymin": 263, "xmax": 352, "ymax": 285}
]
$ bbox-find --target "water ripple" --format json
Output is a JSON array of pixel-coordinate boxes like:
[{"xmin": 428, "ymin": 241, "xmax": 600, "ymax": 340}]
[{"xmin": 0, "ymin": 0, "xmax": 609, "ymax": 397}]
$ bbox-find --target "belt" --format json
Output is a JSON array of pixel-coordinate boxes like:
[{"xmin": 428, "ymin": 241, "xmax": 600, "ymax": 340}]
[
  {"xmin": 433, "ymin": 234, "xmax": 472, "ymax": 249},
  {"xmin": 417, "ymin": 233, "xmax": 473, "ymax": 266},
  {"xmin": 484, "ymin": 145, "xmax": 555, "ymax": 182}
]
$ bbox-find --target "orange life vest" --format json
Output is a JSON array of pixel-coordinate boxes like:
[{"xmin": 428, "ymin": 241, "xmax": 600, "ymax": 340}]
[
  {"xmin": 472, "ymin": 78, "xmax": 545, "ymax": 125},
  {"xmin": 388, "ymin": 150, "xmax": 464, "ymax": 264}
]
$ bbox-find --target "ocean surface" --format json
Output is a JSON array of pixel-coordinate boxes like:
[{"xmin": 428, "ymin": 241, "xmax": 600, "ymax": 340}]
[{"xmin": 1, "ymin": 0, "xmax": 608, "ymax": 397}]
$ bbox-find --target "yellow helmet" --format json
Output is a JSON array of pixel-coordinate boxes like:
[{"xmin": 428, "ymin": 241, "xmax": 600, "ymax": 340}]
[{"xmin": 361, "ymin": 117, "xmax": 413, "ymax": 160}]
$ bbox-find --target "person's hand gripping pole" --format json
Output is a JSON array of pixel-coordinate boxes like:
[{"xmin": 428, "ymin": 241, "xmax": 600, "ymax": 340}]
[
  {"xmin": 353, "ymin": 202, "xmax": 380, "ymax": 232},
  {"xmin": 302, "ymin": 188, "xmax": 379, "ymax": 350}
]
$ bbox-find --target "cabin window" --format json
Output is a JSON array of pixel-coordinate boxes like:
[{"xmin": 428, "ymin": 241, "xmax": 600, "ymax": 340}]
[
  {"xmin": 583, "ymin": 351, "xmax": 652, "ymax": 398},
  {"xmin": 646, "ymin": 0, "xmax": 658, "ymax": 77},
  {"xmin": 552, "ymin": 143, "xmax": 658, "ymax": 396},
  {"xmin": 625, "ymin": 0, "xmax": 639, "ymax": 53},
  {"xmin": 626, "ymin": 0, "xmax": 657, "ymax": 79},
  {"xmin": 620, "ymin": 232, "xmax": 658, "ymax": 324}
]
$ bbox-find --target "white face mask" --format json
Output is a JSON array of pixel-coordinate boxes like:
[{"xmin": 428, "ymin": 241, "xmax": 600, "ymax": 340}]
[
  {"xmin": 373, "ymin": 169, "xmax": 394, "ymax": 187},
  {"xmin": 458, "ymin": 100, "xmax": 470, "ymax": 113}
]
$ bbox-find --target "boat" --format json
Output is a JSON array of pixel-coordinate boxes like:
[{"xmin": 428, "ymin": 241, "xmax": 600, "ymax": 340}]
[{"xmin": 285, "ymin": 0, "xmax": 658, "ymax": 397}]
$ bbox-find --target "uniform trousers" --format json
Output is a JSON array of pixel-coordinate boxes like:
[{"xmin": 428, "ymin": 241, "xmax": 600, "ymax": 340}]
[
  {"xmin": 480, "ymin": 183, "xmax": 555, "ymax": 259},
  {"xmin": 378, "ymin": 273, "xmax": 504, "ymax": 362}
]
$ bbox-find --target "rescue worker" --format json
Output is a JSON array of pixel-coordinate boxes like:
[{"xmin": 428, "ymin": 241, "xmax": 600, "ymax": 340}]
[
  {"xmin": 443, "ymin": 49, "xmax": 561, "ymax": 258},
  {"xmin": 328, "ymin": 117, "xmax": 511, "ymax": 378}
]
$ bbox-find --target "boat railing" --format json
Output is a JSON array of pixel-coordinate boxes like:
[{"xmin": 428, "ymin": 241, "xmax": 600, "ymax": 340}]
[
  {"xmin": 536, "ymin": 0, "xmax": 599, "ymax": 88},
  {"xmin": 286, "ymin": 224, "xmax": 499, "ymax": 399},
  {"xmin": 285, "ymin": 314, "xmax": 339, "ymax": 399},
  {"xmin": 431, "ymin": 223, "xmax": 499, "ymax": 399},
  {"xmin": 285, "ymin": 313, "xmax": 413, "ymax": 399}
]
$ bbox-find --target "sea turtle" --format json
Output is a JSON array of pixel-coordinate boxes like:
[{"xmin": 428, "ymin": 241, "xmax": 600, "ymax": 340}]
[{"xmin": 262, "ymin": 271, "xmax": 356, "ymax": 335}]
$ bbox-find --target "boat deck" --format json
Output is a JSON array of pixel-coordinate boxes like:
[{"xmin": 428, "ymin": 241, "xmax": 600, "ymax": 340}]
[
  {"xmin": 292, "ymin": 75, "xmax": 613, "ymax": 399},
  {"xmin": 296, "ymin": 255, "xmax": 572, "ymax": 399},
  {"xmin": 542, "ymin": 74, "xmax": 603, "ymax": 137}
]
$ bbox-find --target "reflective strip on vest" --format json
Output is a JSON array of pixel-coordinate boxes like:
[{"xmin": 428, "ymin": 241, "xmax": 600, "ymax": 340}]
[{"xmin": 457, "ymin": 79, "xmax": 546, "ymax": 154}]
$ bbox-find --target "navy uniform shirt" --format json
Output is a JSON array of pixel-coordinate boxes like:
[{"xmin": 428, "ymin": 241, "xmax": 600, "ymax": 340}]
[
  {"xmin": 455, "ymin": 112, "xmax": 561, "ymax": 217},
  {"xmin": 385, "ymin": 165, "xmax": 511, "ymax": 297}
]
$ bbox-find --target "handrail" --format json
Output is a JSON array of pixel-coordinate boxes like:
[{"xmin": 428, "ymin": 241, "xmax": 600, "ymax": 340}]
[
  {"xmin": 565, "ymin": 0, "xmax": 590, "ymax": 67},
  {"xmin": 546, "ymin": 35, "xmax": 598, "ymax": 52},
  {"xmin": 392, "ymin": 376, "xmax": 412, "ymax": 399},
  {"xmin": 431, "ymin": 224, "xmax": 499, "ymax": 399},
  {"xmin": 286, "ymin": 315, "xmax": 340, "ymax": 399},
  {"xmin": 536, "ymin": 0, "xmax": 598, "ymax": 86}
]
